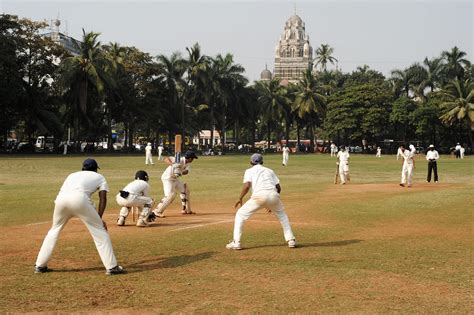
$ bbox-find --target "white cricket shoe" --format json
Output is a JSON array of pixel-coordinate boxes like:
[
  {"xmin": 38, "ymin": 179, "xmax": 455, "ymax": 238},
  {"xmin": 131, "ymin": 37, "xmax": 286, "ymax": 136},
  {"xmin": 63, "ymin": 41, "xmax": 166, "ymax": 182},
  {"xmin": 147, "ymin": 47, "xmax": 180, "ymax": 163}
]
[
  {"xmin": 226, "ymin": 240, "xmax": 242, "ymax": 250},
  {"xmin": 288, "ymin": 239, "xmax": 297, "ymax": 248},
  {"xmin": 117, "ymin": 216, "xmax": 125, "ymax": 226},
  {"xmin": 153, "ymin": 210, "xmax": 165, "ymax": 218},
  {"xmin": 136, "ymin": 218, "xmax": 149, "ymax": 227}
]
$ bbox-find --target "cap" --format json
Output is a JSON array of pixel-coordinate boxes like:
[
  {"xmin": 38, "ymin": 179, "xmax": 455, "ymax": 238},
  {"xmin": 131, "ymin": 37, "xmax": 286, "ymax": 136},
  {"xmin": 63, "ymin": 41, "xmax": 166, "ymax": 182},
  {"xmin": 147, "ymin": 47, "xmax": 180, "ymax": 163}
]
[
  {"xmin": 82, "ymin": 158, "xmax": 99, "ymax": 171},
  {"xmin": 147, "ymin": 142, "xmax": 151, "ymax": 146},
  {"xmin": 135, "ymin": 170, "xmax": 149, "ymax": 181},
  {"xmin": 250, "ymin": 153, "xmax": 263, "ymax": 165},
  {"xmin": 429, "ymin": 144, "xmax": 434, "ymax": 148},
  {"xmin": 184, "ymin": 150, "xmax": 198, "ymax": 159}
]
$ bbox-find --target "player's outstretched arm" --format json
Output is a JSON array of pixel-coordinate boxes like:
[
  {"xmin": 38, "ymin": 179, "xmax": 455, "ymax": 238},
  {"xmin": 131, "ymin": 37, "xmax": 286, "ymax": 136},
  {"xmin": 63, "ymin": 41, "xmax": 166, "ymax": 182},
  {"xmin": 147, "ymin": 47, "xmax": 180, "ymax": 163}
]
[
  {"xmin": 163, "ymin": 157, "xmax": 173, "ymax": 165},
  {"xmin": 235, "ymin": 182, "xmax": 251, "ymax": 209}
]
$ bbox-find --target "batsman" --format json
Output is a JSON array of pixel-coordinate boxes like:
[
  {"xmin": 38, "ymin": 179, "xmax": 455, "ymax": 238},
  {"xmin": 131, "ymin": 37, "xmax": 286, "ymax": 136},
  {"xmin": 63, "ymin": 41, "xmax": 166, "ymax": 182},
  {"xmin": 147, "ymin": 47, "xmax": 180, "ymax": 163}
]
[{"xmin": 151, "ymin": 135, "xmax": 198, "ymax": 218}]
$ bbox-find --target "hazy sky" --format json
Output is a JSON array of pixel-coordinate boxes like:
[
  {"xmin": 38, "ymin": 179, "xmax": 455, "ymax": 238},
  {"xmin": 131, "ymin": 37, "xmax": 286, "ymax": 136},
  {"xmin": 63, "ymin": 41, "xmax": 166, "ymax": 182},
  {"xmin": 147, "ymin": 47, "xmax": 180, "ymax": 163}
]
[{"xmin": 2, "ymin": 0, "xmax": 472, "ymax": 82}]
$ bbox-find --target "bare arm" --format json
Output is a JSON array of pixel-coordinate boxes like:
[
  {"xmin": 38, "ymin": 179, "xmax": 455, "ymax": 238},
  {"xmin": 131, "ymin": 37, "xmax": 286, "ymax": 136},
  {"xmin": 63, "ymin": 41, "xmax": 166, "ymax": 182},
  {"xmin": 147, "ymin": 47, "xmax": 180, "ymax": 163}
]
[
  {"xmin": 163, "ymin": 157, "xmax": 173, "ymax": 166},
  {"xmin": 235, "ymin": 182, "xmax": 251, "ymax": 209}
]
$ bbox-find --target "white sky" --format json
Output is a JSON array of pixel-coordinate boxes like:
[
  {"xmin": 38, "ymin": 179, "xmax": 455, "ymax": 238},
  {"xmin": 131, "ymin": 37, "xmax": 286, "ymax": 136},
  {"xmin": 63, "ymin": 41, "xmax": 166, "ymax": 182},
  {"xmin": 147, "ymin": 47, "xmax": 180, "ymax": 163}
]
[{"xmin": 2, "ymin": 0, "xmax": 472, "ymax": 82}]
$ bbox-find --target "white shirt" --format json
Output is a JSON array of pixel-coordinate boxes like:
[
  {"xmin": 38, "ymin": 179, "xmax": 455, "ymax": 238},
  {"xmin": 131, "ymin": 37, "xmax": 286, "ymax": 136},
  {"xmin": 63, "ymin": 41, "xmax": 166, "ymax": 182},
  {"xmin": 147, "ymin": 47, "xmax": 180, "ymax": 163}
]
[
  {"xmin": 455, "ymin": 145, "xmax": 461, "ymax": 151},
  {"xmin": 162, "ymin": 157, "xmax": 191, "ymax": 180},
  {"xmin": 401, "ymin": 149, "xmax": 415, "ymax": 164},
  {"xmin": 377, "ymin": 148, "xmax": 381, "ymax": 153},
  {"xmin": 145, "ymin": 145, "xmax": 152, "ymax": 154},
  {"xmin": 158, "ymin": 146, "xmax": 163, "ymax": 153},
  {"xmin": 121, "ymin": 179, "xmax": 149, "ymax": 196},
  {"xmin": 337, "ymin": 150, "xmax": 350, "ymax": 163},
  {"xmin": 59, "ymin": 171, "xmax": 109, "ymax": 198},
  {"xmin": 282, "ymin": 147, "xmax": 290, "ymax": 155},
  {"xmin": 426, "ymin": 150, "xmax": 439, "ymax": 161},
  {"xmin": 243, "ymin": 164, "xmax": 279, "ymax": 196}
]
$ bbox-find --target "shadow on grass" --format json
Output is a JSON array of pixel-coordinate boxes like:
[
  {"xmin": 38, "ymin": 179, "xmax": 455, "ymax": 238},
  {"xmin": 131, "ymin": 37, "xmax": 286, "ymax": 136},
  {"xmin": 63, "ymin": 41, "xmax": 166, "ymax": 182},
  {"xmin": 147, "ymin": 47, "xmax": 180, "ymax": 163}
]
[
  {"xmin": 248, "ymin": 239, "xmax": 363, "ymax": 250},
  {"xmin": 125, "ymin": 251, "xmax": 217, "ymax": 273}
]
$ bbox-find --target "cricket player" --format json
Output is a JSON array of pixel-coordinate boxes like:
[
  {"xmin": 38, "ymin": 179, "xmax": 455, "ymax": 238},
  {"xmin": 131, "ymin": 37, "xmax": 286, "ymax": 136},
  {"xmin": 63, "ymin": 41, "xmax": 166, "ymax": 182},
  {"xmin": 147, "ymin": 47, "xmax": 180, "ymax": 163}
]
[
  {"xmin": 151, "ymin": 150, "xmax": 198, "ymax": 218},
  {"xmin": 426, "ymin": 144, "xmax": 439, "ymax": 183},
  {"xmin": 460, "ymin": 145, "xmax": 465, "ymax": 159},
  {"xmin": 116, "ymin": 170, "xmax": 153, "ymax": 227},
  {"xmin": 399, "ymin": 144, "xmax": 416, "ymax": 187},
  {"xmin": 34, "ymin": 158, "xmax": 124, "ymax": 275},
  {"xmin": 396, "ymin": 147, "xmax": 403, "ymax": 160},
  {"xmin": 282, "ymin": 145, "xmax": 290, "ymax": 166},
  {"xmin": 330, "ymin": 142, "xmax": 337, "ymax": 157},
  {"xmin": 226, "ymin": 153, "xmax": 296, "ymax": 250},
  {"xmin": 158, "ymin": 144, "xmax": 164, "ymax": 160},
  {"xmin": 145, "ymin": 142, "xmax": 154, "ymax": 165},
  {"xmin": 376, "ymin": 146, "xmax": 382, "ymax": 158},
  {"xmin": 336, "ymin": 145, "xmax": 350, "ymax": 185}
]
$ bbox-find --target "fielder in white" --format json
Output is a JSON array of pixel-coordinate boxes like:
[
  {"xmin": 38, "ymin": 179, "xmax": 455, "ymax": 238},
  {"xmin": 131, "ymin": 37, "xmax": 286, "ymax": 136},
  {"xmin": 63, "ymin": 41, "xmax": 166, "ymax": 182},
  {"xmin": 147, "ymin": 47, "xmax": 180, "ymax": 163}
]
[
  {"xmin": 145, "ymin": 142, "xmax": 154, "ymax": 165},
  {"xmin": 158, "ymin": 144, "xmax": 164, "ymax": 160},
  {"xmin": 152, "ymin": 150, "xmax": 198, "ymax": 218},
  {"xmin": 226, "ymin": 153, "xmax": 296, "ymax": 250},
  {"xmin": 34, "ymin": 159, "xmax": 124, "ymax": 275},
  {"xmin": 376, "ymin": 146, "xmax": 382, "ymax": 158},
  {"xmin": 282, "ymin": 145, "xmax": 290, "ymax": 166},
  {"xmin": 399, "ymin": 144, "xmax": 416, "ymax": 187},
  {"xmin": 116, "ymin": 170, "xmax": 154, "ymax": 227},
  {"xmin": 330, "ymin": 142, "xmax": 337, "ymax": 157},
  {"xmin": 336, "ymin": 145, "xmax": 350, "ymax": 185}
]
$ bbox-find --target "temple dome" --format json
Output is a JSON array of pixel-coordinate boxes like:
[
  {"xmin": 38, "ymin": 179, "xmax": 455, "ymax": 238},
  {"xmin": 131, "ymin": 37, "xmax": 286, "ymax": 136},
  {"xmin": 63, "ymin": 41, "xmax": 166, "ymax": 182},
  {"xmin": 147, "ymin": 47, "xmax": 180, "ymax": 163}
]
[
  {"xmin": 287, "ymin": 15, "xmax": 302, "ymax": 25},
  {"xmin": 260, "ymin": 66, "xmax": 272, "ymax": 81}
]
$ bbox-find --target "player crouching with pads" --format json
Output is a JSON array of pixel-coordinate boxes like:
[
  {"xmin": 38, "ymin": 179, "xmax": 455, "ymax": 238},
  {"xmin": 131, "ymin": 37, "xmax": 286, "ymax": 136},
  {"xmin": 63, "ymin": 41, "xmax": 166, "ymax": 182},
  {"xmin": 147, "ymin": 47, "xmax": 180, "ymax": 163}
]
[
  {"xmin": 226, "ymin": 153, "xmax": 297, "ymax": 250},
  {"xmin": 116, "ymin": 170, "xmax": 154, "ymax": 227},
  {"xmin": 151, "ymin": 150, "xmax": 198, "ymax": 218}
]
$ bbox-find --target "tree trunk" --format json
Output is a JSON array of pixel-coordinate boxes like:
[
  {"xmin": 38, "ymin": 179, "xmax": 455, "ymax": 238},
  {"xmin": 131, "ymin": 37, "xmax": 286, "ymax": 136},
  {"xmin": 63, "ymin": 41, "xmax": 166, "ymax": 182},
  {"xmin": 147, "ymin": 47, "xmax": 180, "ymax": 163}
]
[
  {"xmin": 107, "ymin": 109, "xmax": 113, "ymax": 152},
  {"xmin": 267, "ymin": 122, "xmax": 271, "ymax": 150},
  {"xmin": 210, "ymin": 105, "xmax": 215, "ymax": 149},
  {"xmin": 296, "ymin": 120, "xmax": 301, "ymax": 152}
]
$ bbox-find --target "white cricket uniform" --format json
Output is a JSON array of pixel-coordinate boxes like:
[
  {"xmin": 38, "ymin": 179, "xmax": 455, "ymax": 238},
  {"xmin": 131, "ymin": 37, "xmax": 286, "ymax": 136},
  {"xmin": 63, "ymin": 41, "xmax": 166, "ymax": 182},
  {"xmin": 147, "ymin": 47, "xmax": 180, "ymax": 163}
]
[
  {"xmin": 400, "ymin": 149, "xmax": 415, "ymax": 186},
  {"xmin": 35, "ymin": 171, "xmax": 118, "ymax": 270},
  {"xmin": 376, "ymin": 148, "xmax": 381, "ymax": 158},
  {"xmin": 116, "ymin": 179, "xmax": 153, "ymax": 219},
  {"xmin": 337, "ymin": 150, "xmax": 350, "ymax": 184},
  {"xmin": 330, "ymin": 144, "xmax": 337, "ymax": 157},
  {"xmin": 396, "ymin": 147, "xmax": 402, "ymax": 160},
  {"xmin": 158, "ymin": 146, "xmax": 164, "ymax": 160},
  {"xmin": 282, "ymin": 147, "xmax": 290, "ymax": 166},
  {"xmin": 145, "ymin": 145, "xmax": 154, "ymax": 165},
  {"xmin": 232, "ymin": 164, "xmax": 295, "ymax": 243},
  {"xmin": 154, "ymin": 157, "xmax": 192, "ymax": 215},
  {"xmin": 460, "ymin": 147, "xmax": 465, "ymax": 159}
]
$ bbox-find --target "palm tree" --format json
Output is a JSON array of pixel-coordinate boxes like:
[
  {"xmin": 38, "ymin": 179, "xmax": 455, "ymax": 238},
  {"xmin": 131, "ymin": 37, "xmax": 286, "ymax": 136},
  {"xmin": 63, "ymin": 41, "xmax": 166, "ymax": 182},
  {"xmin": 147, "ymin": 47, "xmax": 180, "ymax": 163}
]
[
  {"xmin": 442, "ymin": 46, "xmax": 471, "ymax": 81},
  {"xmin": 293, "ymin": 69, "xmax": 326, "ymax": 151},
  {"xmin": 390, "ymin": 68, "xmax": 414, "ymax": 97},
  {"xmin": 59, "ymin": 29, "xmax": 112, "ymax": 142},
  {"xmin": 255, "ymin": 78, "xmax": 287, "ymax": 149},
  {"xmin": 439, "ymin": 79, "xmax": 474, "ymax": 148},
  {"xmin": 313, "ymin": 44, "xmax": 338, "ymax": 72}
]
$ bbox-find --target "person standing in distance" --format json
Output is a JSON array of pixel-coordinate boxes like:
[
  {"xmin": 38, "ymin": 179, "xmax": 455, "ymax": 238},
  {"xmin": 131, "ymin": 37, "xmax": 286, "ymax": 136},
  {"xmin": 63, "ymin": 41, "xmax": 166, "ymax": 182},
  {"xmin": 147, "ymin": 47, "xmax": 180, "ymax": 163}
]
[
  {"xmin": 376, "ymin": 146, "xmax": 382, "ymax": 158},
  {"xmin": 460, "ymin": 145, "xmax": 465, "ymax": 159},
  {"xmin": 157, "ymin": 144, "xmax": 164, "ymax": 161},
  {"xmin": 282, "ymin": 145, "xmax": 290, "ymax": 166},
  {"xmin": 152, "ymin": 150, "xmax": 198, "ymax": 218},
  {"xmin": 330, "ymin": 142, "xmax": 337, "ymax": 157},
  {"xmin": 34, "ymin": 159, "xmax": 124, "ymax": 275},
  {"xmin": 226, "ymin": 154, "xmax": 296, "ymax": 250},
  {"xmin": 426, "ymin": 145, "xmax": 439, "ymax": 183},
  {"xmin": 399, "ymin": 144, "xmax": 416, "ymax": 187},
  {"xmin": 145, "ymin": 142, "xmax": 154, "ymax": 165},
  {"xmin": 116, "ymin": 170, "xmax": 154, "ymax": 227},
  {"xmin": 336, "ymin": 145, "xmax": 350, "ymax": 185}
]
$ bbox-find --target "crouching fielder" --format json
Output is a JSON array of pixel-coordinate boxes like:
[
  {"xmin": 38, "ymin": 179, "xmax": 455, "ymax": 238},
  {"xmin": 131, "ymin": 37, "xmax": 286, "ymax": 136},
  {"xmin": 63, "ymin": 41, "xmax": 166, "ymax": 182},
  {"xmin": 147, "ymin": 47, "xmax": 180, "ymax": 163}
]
[
  {"xmin": 116, "ymin": 170, "xmax": 153, "ymax": 227},
  {"xmin": 152, "ymin": 150, "xmax": 198, "ymax": 218},
  {"xmin": 337, "ymin": 145, "xmax": 350, "ymax": 184},
  {"xmin": 226, "ymin": 153, "xmax": 296, "ymax": 250}
]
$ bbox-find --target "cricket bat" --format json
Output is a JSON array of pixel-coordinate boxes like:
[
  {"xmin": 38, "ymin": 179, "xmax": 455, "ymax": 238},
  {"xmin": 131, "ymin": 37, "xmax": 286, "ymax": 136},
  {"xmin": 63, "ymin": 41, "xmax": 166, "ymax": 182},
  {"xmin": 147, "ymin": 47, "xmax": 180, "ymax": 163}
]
[{"xmin": 174, "ymin": 134, "xmax": 182, "ymax": 162}]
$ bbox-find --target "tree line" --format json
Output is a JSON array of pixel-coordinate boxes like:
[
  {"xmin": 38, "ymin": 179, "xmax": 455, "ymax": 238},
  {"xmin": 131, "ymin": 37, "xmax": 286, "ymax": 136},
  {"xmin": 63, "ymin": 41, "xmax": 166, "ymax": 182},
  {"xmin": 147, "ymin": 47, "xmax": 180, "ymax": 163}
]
[{"xmin": 1, "ymin": 14, "xmax": 472, "ymax": 153}]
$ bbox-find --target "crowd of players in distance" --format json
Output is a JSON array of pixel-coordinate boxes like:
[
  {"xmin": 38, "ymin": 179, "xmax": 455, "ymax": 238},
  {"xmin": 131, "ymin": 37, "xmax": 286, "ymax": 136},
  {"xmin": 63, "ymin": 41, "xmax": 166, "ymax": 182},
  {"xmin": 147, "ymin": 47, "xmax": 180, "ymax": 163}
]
[{"xmin": 33, "ymin": 142, "xmax": 463, "ymax": 275}]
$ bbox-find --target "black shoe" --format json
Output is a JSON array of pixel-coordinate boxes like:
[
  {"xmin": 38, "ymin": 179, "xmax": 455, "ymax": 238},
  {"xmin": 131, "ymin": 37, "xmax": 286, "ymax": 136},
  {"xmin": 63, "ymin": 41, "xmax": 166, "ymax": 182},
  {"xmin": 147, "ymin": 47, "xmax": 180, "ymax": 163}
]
[
  {"xmin": 106, "ymin": 265, "xmax": 126, "ymax": 275},
  {"xmin": 34, "ymin": 265, "xmax": 52, "ymax": 273}
]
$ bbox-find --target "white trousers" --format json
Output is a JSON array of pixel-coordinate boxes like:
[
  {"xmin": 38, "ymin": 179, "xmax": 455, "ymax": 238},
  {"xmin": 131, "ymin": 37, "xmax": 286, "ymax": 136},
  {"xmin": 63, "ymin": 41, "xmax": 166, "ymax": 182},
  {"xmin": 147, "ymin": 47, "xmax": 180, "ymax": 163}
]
[
  {"xmin": 158, "ymin": 151, "xmax": 163, "ymax": 160},
  {"xmin": 282, "ymin": 153, "xmax": 289, "ymax": 165},
  {"xmin": 233, "ymin": 192, "xmax": 295, "ymax": 243},
  {"xmin": 331, "ymin": 149, "xmax": 337, "ymax": 157},
  {"xmin": 35, "ymin": 192, "xmax": 118, "ymax": 270},
  {"xmin": 155, "ymin": 179, "xmax": 190, "ymax": 214},
  {"xmin": 116, "ymin": 194, "xmax": 153, "ymax": 218},
  {"xmin": 339, "ymin": 162, "xmax": 349, "ymax": 183},
  {"xmin": 401, "ymin": 163, "xmax": 414, "ymax": 185},
  {"xmin": 145, "ymin": 153, "xmax": 154, "ymax": 165},
  {"xmin": 376, "ymin": 152, "xmax": 381, "ymax": 158}
]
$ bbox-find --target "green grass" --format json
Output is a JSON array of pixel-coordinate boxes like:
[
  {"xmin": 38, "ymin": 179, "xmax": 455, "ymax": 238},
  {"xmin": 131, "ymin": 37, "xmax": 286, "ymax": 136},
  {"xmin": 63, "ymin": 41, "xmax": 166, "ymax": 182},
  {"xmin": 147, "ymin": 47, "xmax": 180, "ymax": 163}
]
[{"xmin": 0, "ymin": 153, "xmax": 472, "ymax": 313}]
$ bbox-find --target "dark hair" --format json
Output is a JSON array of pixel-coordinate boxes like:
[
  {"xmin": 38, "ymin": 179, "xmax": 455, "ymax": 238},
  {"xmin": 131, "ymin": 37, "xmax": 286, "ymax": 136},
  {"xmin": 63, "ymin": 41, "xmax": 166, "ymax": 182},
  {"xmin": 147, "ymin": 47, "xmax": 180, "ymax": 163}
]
[{"xmin": 135, "ymin": 170, "xmax": 149, "ymax": 181}]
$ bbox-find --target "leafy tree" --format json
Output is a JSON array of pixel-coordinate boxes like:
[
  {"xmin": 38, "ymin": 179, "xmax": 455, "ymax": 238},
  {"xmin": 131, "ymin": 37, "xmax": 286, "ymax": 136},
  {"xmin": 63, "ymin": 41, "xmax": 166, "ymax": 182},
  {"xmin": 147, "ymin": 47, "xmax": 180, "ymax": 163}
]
[
  {"xmin": 442, "ymin": 46, "xmax": 471, "ymax": 81},
  {"xmin": 389, "ymin": 96, "xmax": 416, "ymax": 141},
  {"xmin": 313, "ymin": 44, "xmax": 338, "ymax": 72}
]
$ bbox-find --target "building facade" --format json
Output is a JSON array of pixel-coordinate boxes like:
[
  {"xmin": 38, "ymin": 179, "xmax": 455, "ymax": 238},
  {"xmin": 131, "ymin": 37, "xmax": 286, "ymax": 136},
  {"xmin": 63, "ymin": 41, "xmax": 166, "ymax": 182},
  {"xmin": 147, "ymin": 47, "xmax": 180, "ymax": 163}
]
[{"xmin": 273, "ymin": 14, "xmax": 313, "ymax": 84}]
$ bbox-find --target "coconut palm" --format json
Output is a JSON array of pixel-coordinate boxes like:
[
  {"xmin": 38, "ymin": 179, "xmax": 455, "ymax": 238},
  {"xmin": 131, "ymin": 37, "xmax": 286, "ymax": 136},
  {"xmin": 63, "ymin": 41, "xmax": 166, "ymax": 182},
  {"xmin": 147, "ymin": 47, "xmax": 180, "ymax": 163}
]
[
  {"xmin": 390, "ymin": 68, "xmax": 415, "ymax": 98},
  {"xmin": 439, "ymin": 79, "xmax": 474, "ymax": 148},
  {"xmin": 313, "ymin": 44, "xmax": 338, "ymax": 72},
  {"xmin": 293, "ymin": 69, "xmax": 326, "ymax": 151},
  {"xmin": 442, "ymin": 46, "xmax": 471, "ymax": 81}
]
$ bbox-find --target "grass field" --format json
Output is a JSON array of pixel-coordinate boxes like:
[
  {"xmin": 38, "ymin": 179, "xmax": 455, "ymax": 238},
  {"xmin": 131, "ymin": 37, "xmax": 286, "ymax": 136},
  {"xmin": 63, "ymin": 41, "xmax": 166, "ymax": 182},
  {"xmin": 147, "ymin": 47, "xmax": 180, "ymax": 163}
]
[{"xmin": 0, "ymin": 153, "xmax": 472, "ymax": 313}]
